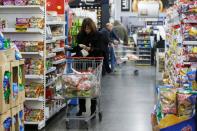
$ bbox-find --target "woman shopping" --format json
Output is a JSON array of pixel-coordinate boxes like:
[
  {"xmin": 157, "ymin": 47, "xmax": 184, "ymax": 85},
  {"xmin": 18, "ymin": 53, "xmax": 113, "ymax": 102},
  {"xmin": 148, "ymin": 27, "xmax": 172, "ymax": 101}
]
[{"xmin": 70, "ymin": 18, "xmax": 104, "ymax": 116}]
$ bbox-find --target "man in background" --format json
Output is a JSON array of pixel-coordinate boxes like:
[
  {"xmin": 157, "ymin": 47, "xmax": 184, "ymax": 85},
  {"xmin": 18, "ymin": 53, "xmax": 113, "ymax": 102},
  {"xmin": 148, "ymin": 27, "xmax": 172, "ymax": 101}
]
[
  {"xmin": 100, "ymin": 23, "xmax": 120, "ymax": 72},
  {"xmin": 113, "ymin": 20, "xmax": 128, "ymax": 45}
]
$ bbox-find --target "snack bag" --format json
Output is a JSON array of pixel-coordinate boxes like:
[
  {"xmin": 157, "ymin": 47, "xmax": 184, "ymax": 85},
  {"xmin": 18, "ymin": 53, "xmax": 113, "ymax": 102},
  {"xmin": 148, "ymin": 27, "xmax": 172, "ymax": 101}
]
[
  {"xmin": 177, "ymin": 90, "xmax": 197, "ymax": 117},
  {"xmin": 159, "ymin": 88, "xmax": 177, "ymax": 114},
  {"xmin": 158, "ymin": 114, "xmax": 188, "ymax": 129}
]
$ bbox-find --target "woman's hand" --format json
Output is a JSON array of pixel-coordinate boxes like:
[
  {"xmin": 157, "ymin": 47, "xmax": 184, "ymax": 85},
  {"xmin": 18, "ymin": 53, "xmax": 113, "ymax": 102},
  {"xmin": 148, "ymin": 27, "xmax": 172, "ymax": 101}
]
[
  {"xmin": 79, "ymin": 44, "xmax": 91, "ymax": 51},
  {"xmin": 79, "ymin": 44, "xmax": 86, "ymax": 48},
  {"xmin": 85, "ymin": 47, "xmax": 91, "ymax": 51}
]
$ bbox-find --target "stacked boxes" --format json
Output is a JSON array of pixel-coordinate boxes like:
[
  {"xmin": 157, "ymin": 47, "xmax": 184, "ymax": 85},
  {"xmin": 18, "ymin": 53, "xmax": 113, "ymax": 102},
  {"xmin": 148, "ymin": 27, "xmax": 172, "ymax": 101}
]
[
  {"xmin": 0, "ymin": 110, "xmax": 12, "ymax": 131},
  {"xmin": 10, "ymin": 60, "xmax": 19, "ymax": 108},
  {"xmin": 18, "ymin": 60, "xmax": 25, "ymax": 104},
  {"xmin": 0, "ymin": 63, "xmax": 11, "ymax": 114},
  {"xmin": 11, "ymin": 104, "xmax": 24, "ymax": 131},
  {"xmin": 0, "ymin": 49, "xmax": 25, "ymax": 131}
]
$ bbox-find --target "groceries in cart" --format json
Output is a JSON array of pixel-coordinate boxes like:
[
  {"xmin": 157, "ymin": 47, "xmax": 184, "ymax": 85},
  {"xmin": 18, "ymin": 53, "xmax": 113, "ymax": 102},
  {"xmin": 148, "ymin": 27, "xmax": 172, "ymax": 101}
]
[{"xmin": 63, "ymin": 68, "xmax": 99, "ymax": 98}]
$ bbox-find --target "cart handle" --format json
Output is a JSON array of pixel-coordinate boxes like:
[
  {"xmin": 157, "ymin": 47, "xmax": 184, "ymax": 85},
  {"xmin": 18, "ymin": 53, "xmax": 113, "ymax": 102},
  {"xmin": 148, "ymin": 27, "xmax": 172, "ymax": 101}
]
[{"xmin": 66, "ymin": 57, "xmax": 104, "ymax": 60}]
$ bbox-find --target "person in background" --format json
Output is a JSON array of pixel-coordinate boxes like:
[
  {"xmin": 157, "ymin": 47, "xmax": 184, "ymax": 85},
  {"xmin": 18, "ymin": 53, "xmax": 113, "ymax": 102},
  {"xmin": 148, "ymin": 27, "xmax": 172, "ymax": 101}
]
[
  {"xmin": 70, "ymin": 18, "xmax": 104, "ymax": 117},
  {"xmin": 100, "ymin": 23, "xmax": 120, "ymax": 72},
  {"xmin": 113, "ymin": 20, "xmax": 128, "ymax": 45}
]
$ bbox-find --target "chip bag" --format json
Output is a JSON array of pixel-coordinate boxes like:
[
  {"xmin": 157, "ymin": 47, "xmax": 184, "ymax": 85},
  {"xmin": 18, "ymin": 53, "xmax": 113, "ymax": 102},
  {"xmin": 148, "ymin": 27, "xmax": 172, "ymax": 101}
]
[
  {"xmin": 177, "ymin": 90, "xmax": 197, "ymax": 117},
  {"xmin": 159, "ymin": 88, "xmax": 177, "ymax": 114}
]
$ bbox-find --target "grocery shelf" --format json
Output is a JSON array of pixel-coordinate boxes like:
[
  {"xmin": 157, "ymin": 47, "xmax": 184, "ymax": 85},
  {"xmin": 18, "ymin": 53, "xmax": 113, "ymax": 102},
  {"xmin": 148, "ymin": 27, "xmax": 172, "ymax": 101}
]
[
  {"xmin": 137, "ymin": 58, "xmax": 151, "ymax": 61},
  {"xmin": 138, "ymin": 55, "xmax": 151, "ymax": 57},
  {"xmin": 46, "ymin": 39, "xmax": 56, "ymax": 43},
  {"xmin": 2, "ymin": 28, "xmax": 44, "ymax": 34},
  {"xmin": 0, "ymin": 5, "xmax": 44, "ymax": 12},
  {"xmin": 115, "ymin": 50, "xmax": 136, "ymax": 53},
  {"xmin": 25, "ymin": 97, "xmax": 45, "ymax": 102},
  {"xmin": 46, "ymin": 67, "xmax": 56, "ymax": 74},
  {"xmin": 25, "ymin": 75, "xmax": 44, "ymax": 80},
  {"xmin": 53, "ymin": 59, "xmax": 66, "ymax": 65},
  {"xmin": 139, "ymin": 50, "xmax": 151, "ymax": 53},
  {"xmin": 46, "ymin": 53, "xmax": 56, "ymax": 59},
  {"xmin": 46, "ymin": 103, "xmax": 66, "ymax": 120},
  {"xmin": 183, "ymin": 41, "xmax": 197, "ymax": 45},
  {"xmin": 21, "ymin": 51, "xmax": 44, "ymax": 56},
  {"xmin": 52, "ymin": 47, "xmax": 65, "ymax": 53},
  {"xmin": 46, "ymin": 21, "xmax": 66, "ymax": 25},
  {"xmin": 53, "ymin": 36, "xmax": 67, "ymax": 41},
  {"xmin": 46, "ymin": 36, "xmax": 67, "ymax": 43},
  {"xmin": 24, "ymin": 120, "xmax": 45, "ymax": 125},
  {"xmin": 183, "ymin": 20, "xmax": 197, "ymax": 24}
]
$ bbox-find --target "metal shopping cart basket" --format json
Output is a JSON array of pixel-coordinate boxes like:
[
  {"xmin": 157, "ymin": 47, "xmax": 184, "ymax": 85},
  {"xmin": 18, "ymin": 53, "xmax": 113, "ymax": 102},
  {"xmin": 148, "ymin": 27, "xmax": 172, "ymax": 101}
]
[
  {"xmin": 62, "ymin": 57, "xmax": 103, "ymax": 129},
  {"xmin": 112, "ymin": 44, "xmax": 139, "ymax": 75}
]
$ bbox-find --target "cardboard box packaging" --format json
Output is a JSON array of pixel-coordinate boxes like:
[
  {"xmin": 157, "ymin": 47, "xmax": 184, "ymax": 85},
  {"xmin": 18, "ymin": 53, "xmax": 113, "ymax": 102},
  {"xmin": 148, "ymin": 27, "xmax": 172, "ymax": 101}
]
[
  {"xmin": 0, "ymin": 48, "xmax": 15, "ymax": 65},
  {"xmin": 0, "ymin": 63, "xmax": 11, "ymax": 114},
  {"xmin": 11, "ymin": 106, "xmax": 19, "ymax": 131},
  {"xmin": 10, "ymin": 60, "xmax": 19, "ymax": 108},
  {"xmin": 0, "ymin": 110, "xmax": 12, "ymax": 131},
  {"xmin": 18, "ymin": 60, "xmax": 25, "ymax": 104}
]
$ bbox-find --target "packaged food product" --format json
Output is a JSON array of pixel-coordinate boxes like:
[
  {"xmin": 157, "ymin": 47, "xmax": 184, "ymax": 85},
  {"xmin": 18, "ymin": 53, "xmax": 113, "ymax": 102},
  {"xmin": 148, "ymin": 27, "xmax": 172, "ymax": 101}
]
[
  {"xmin": 159, "ymin": 88, "xmax": 177, "ymax": 114},
  {"xmin": 15, "ymin": 0, "xmax": 27, "ymax": 5},
  {"xmin": 177, "ymin": 90, "xmax": 197, "ymax": 117},
  {"xmin": 16, "ymin": 18, "xmax": 29, "ymax": 24},
  {"xmin": 3, "ymin": 0, "xmax": 14, "ymax": 5},
  {"xmin": 187, "ymin": 70, "xmax": 196, "ymax": 81},
  {"xmin": 27, "ymin": 0, "xmax": 43, "ymax": 5},
  {"xmin": 158, "ymin": 114, "xmax": 188, "ymax": 129}
]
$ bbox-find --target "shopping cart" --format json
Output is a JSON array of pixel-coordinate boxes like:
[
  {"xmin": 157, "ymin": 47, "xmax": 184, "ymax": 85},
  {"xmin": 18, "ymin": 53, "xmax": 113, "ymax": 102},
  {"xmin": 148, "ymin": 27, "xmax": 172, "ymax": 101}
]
[
  {"xmin": 62, "ymin": 57, "xmax": 103, "ymax": 129},
  {"xmin": 111, "ymin": 44, "xmax": 139, "ymax": 75}
]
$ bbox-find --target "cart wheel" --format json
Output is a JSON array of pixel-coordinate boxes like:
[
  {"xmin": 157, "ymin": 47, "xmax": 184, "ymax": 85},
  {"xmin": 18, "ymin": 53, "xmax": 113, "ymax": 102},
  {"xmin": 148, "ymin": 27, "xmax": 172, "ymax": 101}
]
[
  {"xmin": 134, "ymin": 70, "xmax": 139, "ymax": 76},
  {"xmin": 84, "ymin": 121, "xmax": 89, "ymax": 129},
  {"xmin": 99, "ymin": 112, "xmax": 102, "ymax": 122}
]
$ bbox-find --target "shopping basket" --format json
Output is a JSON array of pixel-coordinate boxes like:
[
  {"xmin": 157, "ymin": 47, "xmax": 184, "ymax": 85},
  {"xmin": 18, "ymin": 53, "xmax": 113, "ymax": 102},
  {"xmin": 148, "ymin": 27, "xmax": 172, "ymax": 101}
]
[{"xmin": 62, "ymin": 57, "xmax": 103, "ymax": 129}]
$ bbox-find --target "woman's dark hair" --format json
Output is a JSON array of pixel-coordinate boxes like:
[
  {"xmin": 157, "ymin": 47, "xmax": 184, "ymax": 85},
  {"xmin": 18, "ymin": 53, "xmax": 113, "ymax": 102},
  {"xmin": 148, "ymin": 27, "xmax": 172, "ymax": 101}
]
[{"xmin": 80, "ymin": 18, "xmax": 97, "ymax": 33}]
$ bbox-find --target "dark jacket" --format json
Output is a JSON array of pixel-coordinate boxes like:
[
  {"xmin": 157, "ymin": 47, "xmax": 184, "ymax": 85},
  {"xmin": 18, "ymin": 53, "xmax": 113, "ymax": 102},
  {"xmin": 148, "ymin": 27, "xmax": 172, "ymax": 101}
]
[
  {"xmin": 72, "ymin": 31, "xmax": 104, "ymax": 57},
  {"xmin": 100, "ymin": 28, "xmax": 119, "ymax": 43}
]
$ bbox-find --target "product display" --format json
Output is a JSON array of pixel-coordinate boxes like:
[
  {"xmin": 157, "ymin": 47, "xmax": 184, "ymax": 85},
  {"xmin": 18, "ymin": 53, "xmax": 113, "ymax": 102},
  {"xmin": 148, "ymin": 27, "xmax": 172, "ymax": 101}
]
[
  {"xmin": 24, "ymin": 106, "xmax": 44, "ymax": 122},
  {"xmin": 25, "ymin": 82, "xmax": 44, "ymax": 98},
  {"xmin": 0, "ymin": 0, "xmax": 197, "ymax": 130},
  {"xmin": 135, "ymin": 30, "xmax": 152, "ymax": 65},
  {"xmin": 0, "ymin": 32, "xmax": 25, "ymax": 131},
  {"xmin": 152, "ymin": 0, "xmax": 197, "ymax": 130},
  {"xmin": 14, "ymin": 41, "xmax": 44, "ymax": 52},
  {"xmin": 0, "ymin": 0, "xmax": 44, "ymax": 5}
]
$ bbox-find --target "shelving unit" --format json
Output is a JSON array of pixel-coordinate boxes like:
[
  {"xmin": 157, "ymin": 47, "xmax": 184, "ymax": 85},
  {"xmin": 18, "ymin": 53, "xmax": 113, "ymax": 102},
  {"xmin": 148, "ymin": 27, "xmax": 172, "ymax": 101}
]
[
  {"xmin": 0, "ymin": 1, "xmax": 68, "ymax": 130},
  {"xmin": 44, "ymin": 9, "xmax": 67, "ymax": 124},
  {"xmin": 135, "ymin": 32, "xmax": 152, "ymax": 66},
  {"xmin": 0, "ymin": 3, "xmax": 46, "ymax": 129},
  {"xmin": 2, "ymin": 28, "xmax": 44, "ymax": 34}
]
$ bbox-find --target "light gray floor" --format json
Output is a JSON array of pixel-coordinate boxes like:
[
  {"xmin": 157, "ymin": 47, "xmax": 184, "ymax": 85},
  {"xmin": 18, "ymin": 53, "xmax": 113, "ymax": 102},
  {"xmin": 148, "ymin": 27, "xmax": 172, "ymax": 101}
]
[{"xmin": 26, "ymin": 65, "xmax": 156, "ymax": 131}]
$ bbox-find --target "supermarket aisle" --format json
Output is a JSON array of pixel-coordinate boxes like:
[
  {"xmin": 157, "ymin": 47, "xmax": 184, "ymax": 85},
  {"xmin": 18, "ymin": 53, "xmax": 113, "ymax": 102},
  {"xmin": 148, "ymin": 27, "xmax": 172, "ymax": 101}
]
[{"xmin": 27, "ymin": 65, "xmax": 156, "ymax": 131}]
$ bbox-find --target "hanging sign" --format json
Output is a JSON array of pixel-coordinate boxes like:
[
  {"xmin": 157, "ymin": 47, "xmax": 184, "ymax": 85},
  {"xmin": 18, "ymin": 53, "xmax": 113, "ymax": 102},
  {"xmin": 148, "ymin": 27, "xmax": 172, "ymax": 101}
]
[{"xmin": 121, "ymin": 0, "xmax": 130, "ymax": 11}]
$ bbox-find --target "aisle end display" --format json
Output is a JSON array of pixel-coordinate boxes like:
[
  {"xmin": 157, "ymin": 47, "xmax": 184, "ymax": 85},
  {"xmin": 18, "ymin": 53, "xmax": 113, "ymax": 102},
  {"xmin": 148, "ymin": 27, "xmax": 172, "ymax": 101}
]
[
  {"xmin": 0, "ymin": 0, "xmax": 68, "ymax": 129},
  {"xmin": 0, "ymin": 32, "xmax": 25, "ymax": 131},
  {"xmin": 152, "ymin": 0, "xmax": 197, "ymax": 130}
]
